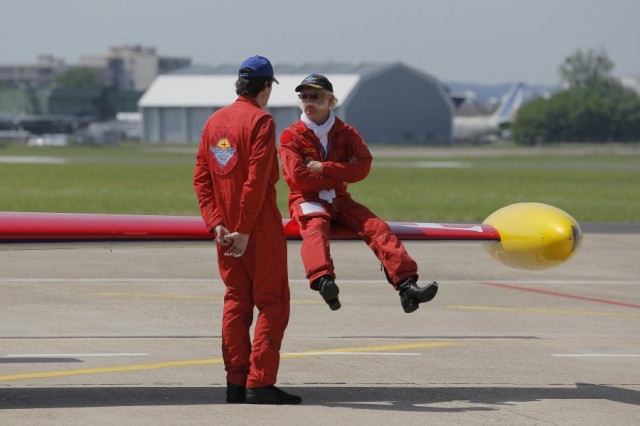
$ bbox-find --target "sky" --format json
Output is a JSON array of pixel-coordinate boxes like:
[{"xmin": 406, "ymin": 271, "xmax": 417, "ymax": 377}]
[{"xmin": 2, "ymin": 0, "xmax": 639, "ymax": 87}]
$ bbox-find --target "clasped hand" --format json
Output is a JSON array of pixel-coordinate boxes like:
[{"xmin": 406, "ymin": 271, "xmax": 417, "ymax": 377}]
[{"xmin": 213, "ymin": 225, "xmax": 249, "ymax": 257}]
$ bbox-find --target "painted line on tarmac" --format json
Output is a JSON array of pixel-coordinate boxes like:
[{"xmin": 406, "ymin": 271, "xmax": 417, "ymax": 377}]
[
  {"xmin": 552, "ymin": 354, "xmax": 640, "ymax": 357},
  {"xmin": 3, "ymin": 278, "xmax": 640, "ymax": 286},
  {"xmin": 94, "ymin": 292, "xmax": 321, "ymax": 304},
  {"xmin": 0, "ymin": 278, "xmax": 215, "ymax": 283},
  {"xmin": 470, "ymin": 280, "xmax": 640, "ymax": 286},
  {"xmin": 6, "ymin": 353, "xmax": 149, "ymax": 358},
  {"xmin": 447, "ymin": 305, "xmax": 640, "ymax": 318},
  {"xmin": 0, "ymin": 341, "xmax": 455, "ymax": 382},
  {"xmin": 284, "ymin": 342, "xmax": 455, "ymax": 358},
  {"xmin": 0, "ymin": 358, "xmax": 219, "ymax": 382},
  {"xmin": 482, "ymin": 282, "xmax": 640, "ymax": 309},
  {"xmin": 285, "ymin": 352, "xmax": 421, "ymax": 356},
  {"xmin": 95, "ymin": 292, "xmax": 222, "ymax": 301}
]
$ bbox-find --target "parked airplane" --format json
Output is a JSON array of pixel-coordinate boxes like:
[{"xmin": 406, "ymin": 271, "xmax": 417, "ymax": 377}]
[
  {"xmin": 0, "ymin": 202, "xmax": 583, "ymax": 271},
  {"xmin": 453, "ymin": 82, "xmax": 526, "ymax": 142}
]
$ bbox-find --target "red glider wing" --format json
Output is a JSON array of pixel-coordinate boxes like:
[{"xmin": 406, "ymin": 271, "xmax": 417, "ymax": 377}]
[{"xmin": 0, "ymin": 212, "xmax": 500, "ymax": 244}]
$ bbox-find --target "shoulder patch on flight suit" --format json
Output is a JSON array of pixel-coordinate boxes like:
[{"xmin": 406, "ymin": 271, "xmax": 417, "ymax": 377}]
[{"xmin": 209, "ymin": 135, "xmax": 238, "ymax": 175}]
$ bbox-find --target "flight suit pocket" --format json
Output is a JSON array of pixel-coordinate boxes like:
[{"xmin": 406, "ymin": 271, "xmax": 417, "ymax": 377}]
[{"xmin": 295, "ymin": 201, "xmax": 330, "ymax": 219}]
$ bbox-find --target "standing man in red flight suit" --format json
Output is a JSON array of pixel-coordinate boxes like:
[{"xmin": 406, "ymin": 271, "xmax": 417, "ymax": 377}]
[
  {"xmin": 279, "ymin": 74, "xmax": 438, "ymax": 313},
  {"xmin": 193, "ymin": 55, "xmax": 301, "ymax": 405}
]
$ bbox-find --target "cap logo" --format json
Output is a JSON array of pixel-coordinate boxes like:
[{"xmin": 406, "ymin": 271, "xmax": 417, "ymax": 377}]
[{"xmin": 295, "ymin": 74, "xmax": 333, "ymax": 93}]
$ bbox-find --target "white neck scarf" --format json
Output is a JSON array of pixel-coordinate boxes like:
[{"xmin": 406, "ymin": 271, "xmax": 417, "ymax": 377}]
[{"xmin": 301, "ymin": 111, "xmax": 335, "ymax": 153}]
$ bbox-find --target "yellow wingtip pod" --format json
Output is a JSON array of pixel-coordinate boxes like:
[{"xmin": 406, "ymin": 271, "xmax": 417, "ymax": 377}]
[{"xmin": 482, "ymin": 202, "xmax": 583, "ymax": 270}]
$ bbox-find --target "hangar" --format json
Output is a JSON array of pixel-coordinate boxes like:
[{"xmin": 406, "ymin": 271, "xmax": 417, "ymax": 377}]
[{"xmin": 138, "ymin": 62, "xmax": 454, "ymax": 145}]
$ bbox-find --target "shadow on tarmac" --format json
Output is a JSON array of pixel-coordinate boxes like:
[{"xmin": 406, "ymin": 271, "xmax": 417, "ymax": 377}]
[{"xmin": 1, "ymin": 384, "xmax": 638, "ymax": 411}]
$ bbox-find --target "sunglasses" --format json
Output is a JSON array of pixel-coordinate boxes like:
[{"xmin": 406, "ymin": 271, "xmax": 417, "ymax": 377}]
[{"xmin": 298, "ymin": 93, "xmax": 323, "ymax": 100}]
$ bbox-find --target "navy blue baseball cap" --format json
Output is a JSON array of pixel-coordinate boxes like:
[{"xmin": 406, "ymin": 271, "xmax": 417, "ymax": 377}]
[
  {"xmin": 238, "ymin": 55, "xmax": 279, "ymax": 83},
  {"xmin": 295, "ymin": 74, "xmax": 333, "ymax": 93}
]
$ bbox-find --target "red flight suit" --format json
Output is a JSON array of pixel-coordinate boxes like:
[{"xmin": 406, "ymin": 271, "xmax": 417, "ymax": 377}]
[
  {"xmin": 193, "ymin": 96, "xmax": 289, "ymax": 389},
  {"xmin": 279, "ymin": 117, "xmax": 418, "ymax": 289}
]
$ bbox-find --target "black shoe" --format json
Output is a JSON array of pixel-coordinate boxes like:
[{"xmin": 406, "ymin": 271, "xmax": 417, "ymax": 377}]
[
  {"xmin": 246, "ymin": 385, "xmax": 302, "ymax": 405},
  {"xmin": 398, "ymin": 276, "xmax": 438, "ymax": 313},
  {"xmin": 316, "ymin": 275, "xmax": 341, "ymax": 311},
  {"xmin": 226, "ymin": 383, "xmax": 246, "ymax": 403}
]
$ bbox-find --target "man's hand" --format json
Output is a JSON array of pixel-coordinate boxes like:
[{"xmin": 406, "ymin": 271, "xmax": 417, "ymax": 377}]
[
  {"xmin": 307, "ymin": 160, "xmax": 323, "ymax": 174},
  {"xmin": 224, "ymin": 232, "xmax": 249, "ymax": 257},
  {"xmin": 213, "ymin": 224, "xmax": 232, "ymax": 246}
]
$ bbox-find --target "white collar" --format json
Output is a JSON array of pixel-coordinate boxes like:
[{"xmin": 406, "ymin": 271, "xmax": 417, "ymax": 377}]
[{"xmin": 301, "ymin": 111, "xmax": 335, "ymax": 139}]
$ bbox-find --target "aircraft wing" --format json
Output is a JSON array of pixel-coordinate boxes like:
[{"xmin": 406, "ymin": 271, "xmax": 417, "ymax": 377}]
[
  {"xmin": 0, "ymin": 212, "xmax": 500, "ymax": 244},
  {"xmin": 0, "ymin": 204, "xmax": 582, "ymax": 271}
]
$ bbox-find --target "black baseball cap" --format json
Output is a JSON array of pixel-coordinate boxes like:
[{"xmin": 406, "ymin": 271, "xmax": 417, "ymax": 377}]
[{"xmin": 295, "ymin": 74, "xmax": 333, "ymax": 93}]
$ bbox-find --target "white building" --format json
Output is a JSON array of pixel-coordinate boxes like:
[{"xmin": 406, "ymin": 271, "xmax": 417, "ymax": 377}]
[
  {"xmin": 79, "ymin": 45, "xmax": 191, "ymax": 91},
  {"xmin": 0, "ymin": 55, "xmax": 68, "ymax": 88},
  {"xmin": 138, "ymin": 63, "xmax": 454, "ymax": 145}
]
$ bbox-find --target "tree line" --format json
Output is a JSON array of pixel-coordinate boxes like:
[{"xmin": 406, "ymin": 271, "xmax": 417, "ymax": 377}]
[{"xmin": 511, "ymin": 49, "xmax": 640, "ymax": 144}]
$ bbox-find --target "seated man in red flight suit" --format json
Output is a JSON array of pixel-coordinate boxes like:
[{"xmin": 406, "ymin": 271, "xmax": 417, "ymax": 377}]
[{"xmin": 279, "ymin": 74, "xmax": 438, "ymax": 313}]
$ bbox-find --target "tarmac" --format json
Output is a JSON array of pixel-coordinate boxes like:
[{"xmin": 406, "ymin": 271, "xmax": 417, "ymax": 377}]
[{"xmin": 1, "ymin": 230, "xmax": 639, "ymax": 425}]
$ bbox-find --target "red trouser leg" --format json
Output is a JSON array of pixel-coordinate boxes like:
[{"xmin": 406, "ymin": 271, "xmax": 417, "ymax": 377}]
[
  {"xmin": 297, "ymin": 215, "xmax": 334, "ymax": 287},
  {"xmin": 247, "ymin": 240, "xmax": 290, "ymax": 388},
  {"xmin": 217, "ymin": 229, "xmax": 290, "ymax": 388},
  {"xmin": 338, "ymin": 201, "xmax": 418, "ymax": 288},
  {"xmin": 218, "ymin": 254, "xmax": 253, "ymax": 387}
]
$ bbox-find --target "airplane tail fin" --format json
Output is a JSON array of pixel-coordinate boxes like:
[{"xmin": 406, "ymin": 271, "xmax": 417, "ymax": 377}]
[{"xmin": 492, "ymin": 82, "xmax": 526, "ymax": 125}]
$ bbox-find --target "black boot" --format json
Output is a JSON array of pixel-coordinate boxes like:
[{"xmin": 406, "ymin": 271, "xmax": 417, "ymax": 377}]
[
  {"xmin": 398, "ymin": 276, "xmax": 438, "ymax": 313},
  {"xmin": 315, "ymin": 275, "xmax": 341, "ymax": 311},
  {"xmin": 246, "ymin": 385, "xmax": 302, "ymax": 404},
  {"xmin": 226, "ymin": 383, "xmax": 246, "ymax": 403}
]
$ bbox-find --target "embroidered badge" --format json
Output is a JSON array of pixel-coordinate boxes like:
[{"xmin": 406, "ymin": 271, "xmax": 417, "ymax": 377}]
[
  {"xmin": 211, "ymin": 138, "xmax": 236, "ymax": 166},
  {"xmin": 209, "ymin": 136, "xmax": 238, "ymax": 175}
]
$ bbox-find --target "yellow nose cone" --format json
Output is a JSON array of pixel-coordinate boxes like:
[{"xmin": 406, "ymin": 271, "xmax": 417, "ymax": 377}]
[{"xmin": 482, "ymin": 202, "xmax": 583, "ymax": 270}]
